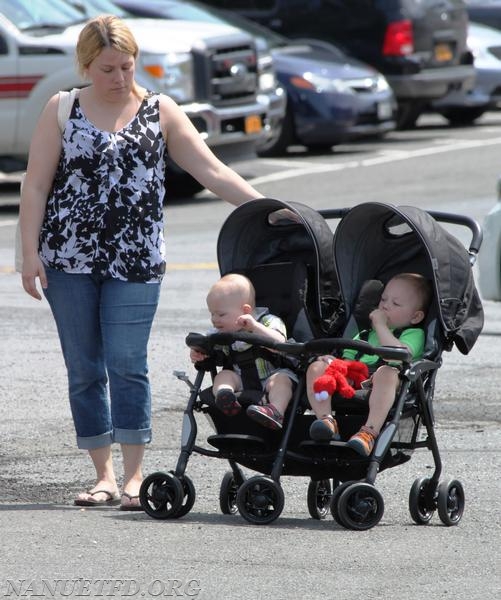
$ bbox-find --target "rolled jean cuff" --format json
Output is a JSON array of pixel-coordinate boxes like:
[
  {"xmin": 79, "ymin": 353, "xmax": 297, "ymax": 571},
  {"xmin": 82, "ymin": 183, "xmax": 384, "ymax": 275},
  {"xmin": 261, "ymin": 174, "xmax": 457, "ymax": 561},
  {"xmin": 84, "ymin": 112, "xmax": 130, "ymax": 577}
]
[
  {"xmin": 113, "ymin": 427, "xmax": 152, "ymax": 445},
  {"xmin": 76, "ymin": 431, "xmax": 113, "ymax": 450}
]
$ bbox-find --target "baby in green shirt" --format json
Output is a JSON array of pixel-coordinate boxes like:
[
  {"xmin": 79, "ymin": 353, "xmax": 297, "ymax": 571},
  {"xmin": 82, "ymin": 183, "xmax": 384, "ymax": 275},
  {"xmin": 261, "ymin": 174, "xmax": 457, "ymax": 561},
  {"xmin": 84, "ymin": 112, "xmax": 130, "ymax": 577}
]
[{"xmin": 306, "ymin": 273, "xmax": 432, "ymax": 455}]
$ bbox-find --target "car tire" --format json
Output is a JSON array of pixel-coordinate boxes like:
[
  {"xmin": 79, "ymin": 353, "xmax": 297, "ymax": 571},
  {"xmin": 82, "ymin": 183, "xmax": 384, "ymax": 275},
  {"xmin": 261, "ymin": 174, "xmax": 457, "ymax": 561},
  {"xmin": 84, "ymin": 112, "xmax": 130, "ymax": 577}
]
[
  {"xmin": 257, "ymin": 102, "xmax": 294, "ymax": 157},
  {"xmin": 396, "ymin": 101, "xmax": 423, "ymax": 130},
  {"xmin": 166, "ymin": 170, "xmax": 204, "ymax": 199},
  {"xmin": 439, "ymin": 107, "xmax": 486, "ymax": 126}
]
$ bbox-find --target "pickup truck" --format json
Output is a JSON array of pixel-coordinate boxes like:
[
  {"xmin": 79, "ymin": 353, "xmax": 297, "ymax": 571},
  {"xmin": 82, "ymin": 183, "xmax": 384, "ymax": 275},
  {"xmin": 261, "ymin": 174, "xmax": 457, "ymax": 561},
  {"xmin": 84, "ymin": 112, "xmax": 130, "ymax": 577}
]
[{"xmin": 0, "ymin": 0, "xmax": 283, "ymax": 197}]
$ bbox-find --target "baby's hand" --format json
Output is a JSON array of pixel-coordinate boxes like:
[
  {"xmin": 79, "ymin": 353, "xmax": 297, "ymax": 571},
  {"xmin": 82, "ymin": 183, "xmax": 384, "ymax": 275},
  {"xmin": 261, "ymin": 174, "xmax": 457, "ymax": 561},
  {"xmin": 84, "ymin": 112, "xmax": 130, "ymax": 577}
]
[
  {"xmin": 319, "ymin": 355, "xmax": 334, "ymax": 364},
  {"xmin": 369, "ymin": 308, "xmax": 388, "ymax": 328},
  {"xmin": 236, "ymin": 314, "xmax": 258, "ymax": 332},
  {"xmin": 189, "ymin": 347, "xmax": 208, "ymax": 364}
]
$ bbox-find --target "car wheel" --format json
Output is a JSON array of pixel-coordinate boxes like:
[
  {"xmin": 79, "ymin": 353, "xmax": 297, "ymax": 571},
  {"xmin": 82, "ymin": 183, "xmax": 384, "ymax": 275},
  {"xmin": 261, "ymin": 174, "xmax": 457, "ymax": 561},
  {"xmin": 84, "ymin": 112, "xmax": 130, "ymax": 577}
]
[
  {"xmin": 440, "ymin": 107, "xmax": 486, "ymax": 126},
  {"xmin": 166, "ymin": 170, "xmax": 204, "ymax": 199},
  {"xmin": 396, "ymin": 101, "xmax": 423, "ymax": 130},
  {"xmin": 257, "ymin": 103, "xmax": 294, "ymax": 157}
]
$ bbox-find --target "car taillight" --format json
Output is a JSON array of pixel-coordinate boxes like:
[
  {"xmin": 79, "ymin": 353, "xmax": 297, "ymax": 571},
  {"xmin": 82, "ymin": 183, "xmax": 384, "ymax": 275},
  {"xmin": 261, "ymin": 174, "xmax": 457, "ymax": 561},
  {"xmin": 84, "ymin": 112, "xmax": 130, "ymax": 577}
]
[{"xmin": 382, "ymin": 20, "xmax": 414, "ymax": 56}]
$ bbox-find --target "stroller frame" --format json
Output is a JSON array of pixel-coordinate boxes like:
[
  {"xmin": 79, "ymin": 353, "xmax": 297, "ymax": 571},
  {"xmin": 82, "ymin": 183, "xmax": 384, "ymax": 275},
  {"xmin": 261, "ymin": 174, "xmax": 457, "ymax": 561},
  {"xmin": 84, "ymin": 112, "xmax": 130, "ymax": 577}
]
[{"xmin": 139, "ymin": 202, "xmax": 483, "ymax": 530}]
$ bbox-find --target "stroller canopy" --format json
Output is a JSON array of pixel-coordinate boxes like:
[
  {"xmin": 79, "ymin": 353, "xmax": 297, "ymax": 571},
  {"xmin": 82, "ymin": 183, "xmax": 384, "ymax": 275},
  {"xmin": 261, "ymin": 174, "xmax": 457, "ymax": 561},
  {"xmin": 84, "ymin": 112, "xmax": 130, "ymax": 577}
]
[
  {"xmin": 333, "ymin": 202, "xmax": 484, "ymax": 354},
  {"xmin": 217, "ymin": 197, "xmax": 338, "ymax": 337}
]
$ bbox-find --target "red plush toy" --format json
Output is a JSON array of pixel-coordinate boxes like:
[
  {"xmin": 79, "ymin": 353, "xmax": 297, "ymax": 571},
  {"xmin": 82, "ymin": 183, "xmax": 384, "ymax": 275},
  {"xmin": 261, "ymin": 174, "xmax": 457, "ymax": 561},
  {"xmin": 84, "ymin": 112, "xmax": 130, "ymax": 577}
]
[{"xmin": 313, "ymin": 358, "xmax": 369, "ymax": 401}]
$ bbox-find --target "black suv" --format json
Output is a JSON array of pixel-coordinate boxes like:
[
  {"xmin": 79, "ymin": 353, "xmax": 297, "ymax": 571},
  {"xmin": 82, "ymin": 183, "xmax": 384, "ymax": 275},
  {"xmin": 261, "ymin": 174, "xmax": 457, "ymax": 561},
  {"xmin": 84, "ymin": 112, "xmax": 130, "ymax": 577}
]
[{"xmin": 200, "ymin": 0, "xmax": 475, "ymax": 128}]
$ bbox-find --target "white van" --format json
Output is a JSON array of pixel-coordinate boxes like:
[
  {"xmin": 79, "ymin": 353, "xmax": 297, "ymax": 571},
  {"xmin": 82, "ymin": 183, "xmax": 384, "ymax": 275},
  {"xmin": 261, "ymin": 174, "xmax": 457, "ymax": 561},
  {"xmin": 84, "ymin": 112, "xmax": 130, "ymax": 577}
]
[{"xmin": 0, "ymin": 0, "xmax": 283, "ymax": 196}]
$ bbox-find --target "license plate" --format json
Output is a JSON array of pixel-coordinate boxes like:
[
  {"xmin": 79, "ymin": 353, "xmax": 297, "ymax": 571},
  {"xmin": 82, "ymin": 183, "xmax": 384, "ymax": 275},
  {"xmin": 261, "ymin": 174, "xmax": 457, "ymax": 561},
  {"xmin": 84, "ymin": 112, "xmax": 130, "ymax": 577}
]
[
  {"xmin": 245, "ymin": 115, "xmax": 262, "ymax": 134},
  {"xmin": 377, "ymin": 101, "xmax": 393, "ymax": 121},
  {"xmin": 434, "ymin": 43, "xmax": 453, "ymax": 62}
]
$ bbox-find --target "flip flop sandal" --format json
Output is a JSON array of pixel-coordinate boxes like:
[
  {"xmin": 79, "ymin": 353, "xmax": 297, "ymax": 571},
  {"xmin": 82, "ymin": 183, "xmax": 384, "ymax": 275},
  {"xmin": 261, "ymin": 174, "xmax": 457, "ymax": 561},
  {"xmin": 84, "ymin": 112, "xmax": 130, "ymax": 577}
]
[
  {"xmin": 74, "ymin": 489, "xmax": 120, "ymax": 507},
  {"xmin": 119, "ymin": 492, "xmax": 143, "ymax": 512}
]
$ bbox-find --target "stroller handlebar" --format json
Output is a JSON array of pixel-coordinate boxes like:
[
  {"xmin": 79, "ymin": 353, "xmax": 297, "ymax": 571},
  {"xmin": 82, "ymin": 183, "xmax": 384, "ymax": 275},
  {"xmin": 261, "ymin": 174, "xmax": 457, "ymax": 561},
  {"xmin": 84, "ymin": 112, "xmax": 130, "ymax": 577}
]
[
  {"xmin": 294, "ymin": 338, "xmax": 412, "ymax": 362},
  {"xmin": 426, "ymin": 210, "xmax": 483, "ymax": 261},
  {"xmin": 319, "ymin": 207, "xmax": 483, "ymax": 264},
  {"xmin": 185, "ymin": 332, "xmax": 411, "ymax": 363}
]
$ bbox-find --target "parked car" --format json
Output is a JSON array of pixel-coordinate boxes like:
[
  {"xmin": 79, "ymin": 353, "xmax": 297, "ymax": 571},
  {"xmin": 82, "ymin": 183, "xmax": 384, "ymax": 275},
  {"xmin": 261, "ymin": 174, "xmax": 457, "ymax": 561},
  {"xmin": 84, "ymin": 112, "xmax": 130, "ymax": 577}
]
[
  {"xmin": 114, "ymin": 0, "xmax": 396, "ymax": 155},
  {"xmin": 478, "ymin": 177, "xmax": 501, "ymax": 300},
  {"xmin": 198, "ymin": 0, "xmax": 476, "ymax": 130},
  {"xmin": 65, "ymin": 0, "xmax": 286, "ymax": 159},
  {"xmin": 433, "ymin": 22, "xmax": 501, "ymax": 125},
  {"xmin": 0, "ymin": 0, "xmax": 277, "ymax": 197},
  {"xmin": 467, "ymin": 0, "xmax": 501, "ymax": 31}
]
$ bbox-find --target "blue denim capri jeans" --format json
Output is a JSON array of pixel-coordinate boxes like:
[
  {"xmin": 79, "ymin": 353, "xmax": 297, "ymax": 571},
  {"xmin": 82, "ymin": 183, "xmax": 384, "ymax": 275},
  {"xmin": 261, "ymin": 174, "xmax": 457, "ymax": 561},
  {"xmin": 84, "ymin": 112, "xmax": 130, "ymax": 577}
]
[{"xmin": 43, "ymin": 268, "xmax": 161, "ymax": 450}]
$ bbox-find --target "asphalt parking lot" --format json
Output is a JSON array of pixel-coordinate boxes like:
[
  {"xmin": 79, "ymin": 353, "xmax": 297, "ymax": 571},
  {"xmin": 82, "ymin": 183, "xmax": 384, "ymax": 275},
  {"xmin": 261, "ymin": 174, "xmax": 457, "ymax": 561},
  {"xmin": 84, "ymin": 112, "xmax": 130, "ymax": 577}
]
[{"xmin": 1, "ymin": 114, "xmax": 500, "ymax": 599}]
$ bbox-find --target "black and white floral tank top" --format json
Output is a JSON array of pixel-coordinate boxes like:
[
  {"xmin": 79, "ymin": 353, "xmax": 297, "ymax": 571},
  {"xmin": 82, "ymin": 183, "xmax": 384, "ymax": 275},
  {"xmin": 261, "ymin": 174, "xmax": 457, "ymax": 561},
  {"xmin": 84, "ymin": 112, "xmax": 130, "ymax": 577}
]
[{"xmin": 39, "ymin": 91, "xmax": 167, "ymax": 282}]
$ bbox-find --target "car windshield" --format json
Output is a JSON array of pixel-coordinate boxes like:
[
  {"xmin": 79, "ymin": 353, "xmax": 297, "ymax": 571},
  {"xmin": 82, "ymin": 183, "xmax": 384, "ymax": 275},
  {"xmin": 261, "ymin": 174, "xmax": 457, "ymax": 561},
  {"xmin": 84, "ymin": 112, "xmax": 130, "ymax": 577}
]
[
  {"xmin": 118, "ymin": 0, "xmax": 289, "ymax": 49},
  {"xmin": 0, "ymin": 0, "xmax": 84, "ymax": 30},
  {"xmin": 63, "ymin": 0, "xmax": 128, "ymax": 18}
]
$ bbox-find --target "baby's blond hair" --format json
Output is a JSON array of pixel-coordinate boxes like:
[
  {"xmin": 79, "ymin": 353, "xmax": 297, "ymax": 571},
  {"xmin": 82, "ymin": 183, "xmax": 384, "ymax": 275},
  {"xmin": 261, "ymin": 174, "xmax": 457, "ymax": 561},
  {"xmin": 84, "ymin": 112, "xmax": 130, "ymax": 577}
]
[
  {"xmin": 207, "ymin": 274, "xmax": 256, "ymax": 307},
  {"xmin": 390, "ymin": 273, "xmax": 432, "ymax": 311}
]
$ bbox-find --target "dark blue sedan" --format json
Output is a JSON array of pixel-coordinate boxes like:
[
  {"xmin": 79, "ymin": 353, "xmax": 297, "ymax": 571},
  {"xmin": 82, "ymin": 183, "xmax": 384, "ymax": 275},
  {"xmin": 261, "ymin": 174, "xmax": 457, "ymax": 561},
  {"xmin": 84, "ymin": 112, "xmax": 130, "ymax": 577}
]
[{"xmin": 113, "ymin": 0, "xmax": 397, "ymax": 155}]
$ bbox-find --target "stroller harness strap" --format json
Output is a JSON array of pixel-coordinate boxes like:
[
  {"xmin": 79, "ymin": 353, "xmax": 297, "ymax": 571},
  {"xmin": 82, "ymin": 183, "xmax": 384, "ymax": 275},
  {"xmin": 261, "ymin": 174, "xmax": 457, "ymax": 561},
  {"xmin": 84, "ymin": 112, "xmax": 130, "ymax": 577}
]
[
  {"xmin": 228, "ymin": 345, "xmax": 294, "ymax": 391},
  {"xmin": 348, "ymin": 327, "xmax": 404, "ymax": 371}
]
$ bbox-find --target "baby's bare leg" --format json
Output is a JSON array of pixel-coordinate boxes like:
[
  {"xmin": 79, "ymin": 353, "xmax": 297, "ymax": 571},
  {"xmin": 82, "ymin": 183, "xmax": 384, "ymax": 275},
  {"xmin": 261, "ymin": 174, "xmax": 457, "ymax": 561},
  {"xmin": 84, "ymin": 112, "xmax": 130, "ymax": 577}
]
[
  {"xmin": 265, "ymin": 372, "xmax": 294, "ymax": 415},
  {"xmin": 365, "ymin": 365, "xmax": 400, "ymax": 434},
  {"xmin": 306, "ymin": 358, "xmax": 332, "ymax": 419},
  {"xmin": 212, "ymin": 370, "xmax": 243, "ymax": 416}
]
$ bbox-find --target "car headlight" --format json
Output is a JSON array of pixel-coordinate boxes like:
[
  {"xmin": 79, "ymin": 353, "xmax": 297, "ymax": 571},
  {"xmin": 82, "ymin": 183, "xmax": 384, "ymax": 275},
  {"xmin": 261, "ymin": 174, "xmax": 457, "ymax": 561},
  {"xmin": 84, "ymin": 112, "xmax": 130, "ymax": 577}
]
[
  {"xmin": 292, "ymin": 72, "xmax": 390, "ymax": 94},
  {"xmin": 373, "ymin": 74, "xmax": 391, "ymax": 92},
  {"xmin": 258, "ymin": 53, "xmax": 278, "ymax": 92},
  {"xmin": 139, "ymin": 52, "xmax": 194, "ymax": 103},
  {"xmin": 292, "ymin": 71, "xmax": 356, "ymax": 94}
]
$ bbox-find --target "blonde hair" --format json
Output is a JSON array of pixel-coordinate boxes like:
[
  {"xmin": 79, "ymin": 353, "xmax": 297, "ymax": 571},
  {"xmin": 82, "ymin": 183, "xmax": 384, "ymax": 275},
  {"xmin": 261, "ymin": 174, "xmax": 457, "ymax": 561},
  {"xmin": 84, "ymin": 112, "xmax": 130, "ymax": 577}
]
[
  {"xmin": 76, "ymin": 14, "xmax": 141, "ymax": 95},
  {"xmin": 391, "ymin": 273, "xmax": 432, "ymax": 311},
  {"xmin": 207, "ymin": 274, "xmax": 256, "ymax": 307}
]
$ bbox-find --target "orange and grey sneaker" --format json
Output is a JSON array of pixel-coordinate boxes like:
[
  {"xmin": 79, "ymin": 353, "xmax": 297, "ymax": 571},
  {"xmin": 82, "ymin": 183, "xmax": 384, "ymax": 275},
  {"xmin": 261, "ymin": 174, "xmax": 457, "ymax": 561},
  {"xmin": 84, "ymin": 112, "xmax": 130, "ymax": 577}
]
[
  {"xmin": 309, "ymin": 415, "xmax": 340, "ymax": 441},
  {"xmin": 346, "ymin": 426, "xmax": 377, "ymax": 456}
]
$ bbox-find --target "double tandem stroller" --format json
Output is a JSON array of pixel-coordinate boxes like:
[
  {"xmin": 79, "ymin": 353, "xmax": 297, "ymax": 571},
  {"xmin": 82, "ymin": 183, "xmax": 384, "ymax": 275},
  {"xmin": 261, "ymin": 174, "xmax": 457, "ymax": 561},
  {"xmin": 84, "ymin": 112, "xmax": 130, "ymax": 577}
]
[{"xmin": 139, "ymin": 199, "xmax": 484, "ymax": 530}]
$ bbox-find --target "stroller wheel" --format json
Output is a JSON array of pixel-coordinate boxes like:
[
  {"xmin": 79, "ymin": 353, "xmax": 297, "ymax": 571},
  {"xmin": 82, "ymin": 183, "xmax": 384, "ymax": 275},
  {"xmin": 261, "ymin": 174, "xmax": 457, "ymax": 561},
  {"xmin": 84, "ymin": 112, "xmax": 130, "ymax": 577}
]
[
  {"xmin": 336, "ymin": 483, "xmax": 385, "ymax": 531},
  {"xmin": 139, "ymin": 471, "xmax": 184, "ymax": 519},
  {"xmin": 219, "ymin": 471, "xmax": 241, "ymax": 515},
  {"xmin": 307, "ymin": 478, "xmax": 334, "ymax": 520},
  {"xmin": 236, "ymin": 476, "xmax": 285, "ymax": 525},
  {"xmin": 173, "ymin": 474, "xmax": 196, "ymax": 518},
  {"xmin": 409, "ymin": 477, "xmax": 435, "ymax": 525},
  {"xmin": 437, "ymin": 479, "xmax": 465, "ymax": 526},
  {"xmin": 330, "ymin": 481, "xmax": 356, "ymax": 525}
]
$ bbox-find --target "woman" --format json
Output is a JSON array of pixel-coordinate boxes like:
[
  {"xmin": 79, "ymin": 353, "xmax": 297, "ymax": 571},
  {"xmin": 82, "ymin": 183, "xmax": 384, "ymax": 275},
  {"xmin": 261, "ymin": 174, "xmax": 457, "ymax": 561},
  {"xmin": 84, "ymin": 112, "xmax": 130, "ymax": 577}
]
[{"xmin": 19, "ymin": 14, "xmax": 263, "ymax": 510}]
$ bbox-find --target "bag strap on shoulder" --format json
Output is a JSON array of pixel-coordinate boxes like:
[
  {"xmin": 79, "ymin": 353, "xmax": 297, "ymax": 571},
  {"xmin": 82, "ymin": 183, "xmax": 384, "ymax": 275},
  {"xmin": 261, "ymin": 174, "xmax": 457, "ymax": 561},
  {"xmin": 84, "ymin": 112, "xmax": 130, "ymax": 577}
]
[{"xmin": 57, "ymin": 88, "xmax": 79, "ymax": 132}]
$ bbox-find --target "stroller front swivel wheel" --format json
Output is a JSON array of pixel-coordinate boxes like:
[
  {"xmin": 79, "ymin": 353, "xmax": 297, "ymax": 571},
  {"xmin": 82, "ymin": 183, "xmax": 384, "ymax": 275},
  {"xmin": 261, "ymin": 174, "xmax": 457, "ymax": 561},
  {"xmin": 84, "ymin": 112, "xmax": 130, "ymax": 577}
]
[
  {"xmin": 236, "ymin": 476, "xmax": 285, "ymax": 525},
  {"xmin": 140, "ymin": 471, "xmax": 184, "ymax": 519},
  {"xmin": 307, "ymin": 478, "xmax": 334, "ymax": 520},
  {"xmin": 173, "ymin": 473, "xmax": 196, "ymax": 518},
  {"xmin": 336, "ymin": 482, "xmax": 385, "ymax": 530},
  {"xmin": 330, "ymin": 481, "xmax": 356, "ymax": 525},
  {"xmin": 219, "ymin": 471, "xmax": 241, "ymax": 515},
  {"xmin": 437, "ymin": 479, "xmax": 465, "ymax": 526},
  {"xmin": 409, "ymin": 477, "xmax": 435, "ymax": 525}
]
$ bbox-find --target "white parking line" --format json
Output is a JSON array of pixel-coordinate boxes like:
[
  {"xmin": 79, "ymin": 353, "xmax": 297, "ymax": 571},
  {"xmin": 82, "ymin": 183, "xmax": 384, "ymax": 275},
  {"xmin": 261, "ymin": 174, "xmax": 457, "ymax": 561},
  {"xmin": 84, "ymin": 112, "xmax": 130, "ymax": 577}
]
[
  {"xmin": 250, "ymin": 136, "xmax": 501, "ymax": 186},
  {"xmin": 0, "ymin": 219, "xmax": 18, "ymax": 228},
  {"xmin": 3, "ymin": 135, "xmax": 501, "ymax": 228}
]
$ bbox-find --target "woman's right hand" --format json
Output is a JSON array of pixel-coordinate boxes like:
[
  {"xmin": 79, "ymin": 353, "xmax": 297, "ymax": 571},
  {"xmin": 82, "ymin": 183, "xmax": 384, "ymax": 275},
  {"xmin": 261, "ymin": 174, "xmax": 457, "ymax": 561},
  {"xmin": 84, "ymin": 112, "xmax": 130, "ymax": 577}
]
[{"xmin": 21, "ymin": 254, "xmax": 47, "ymax": 300}]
